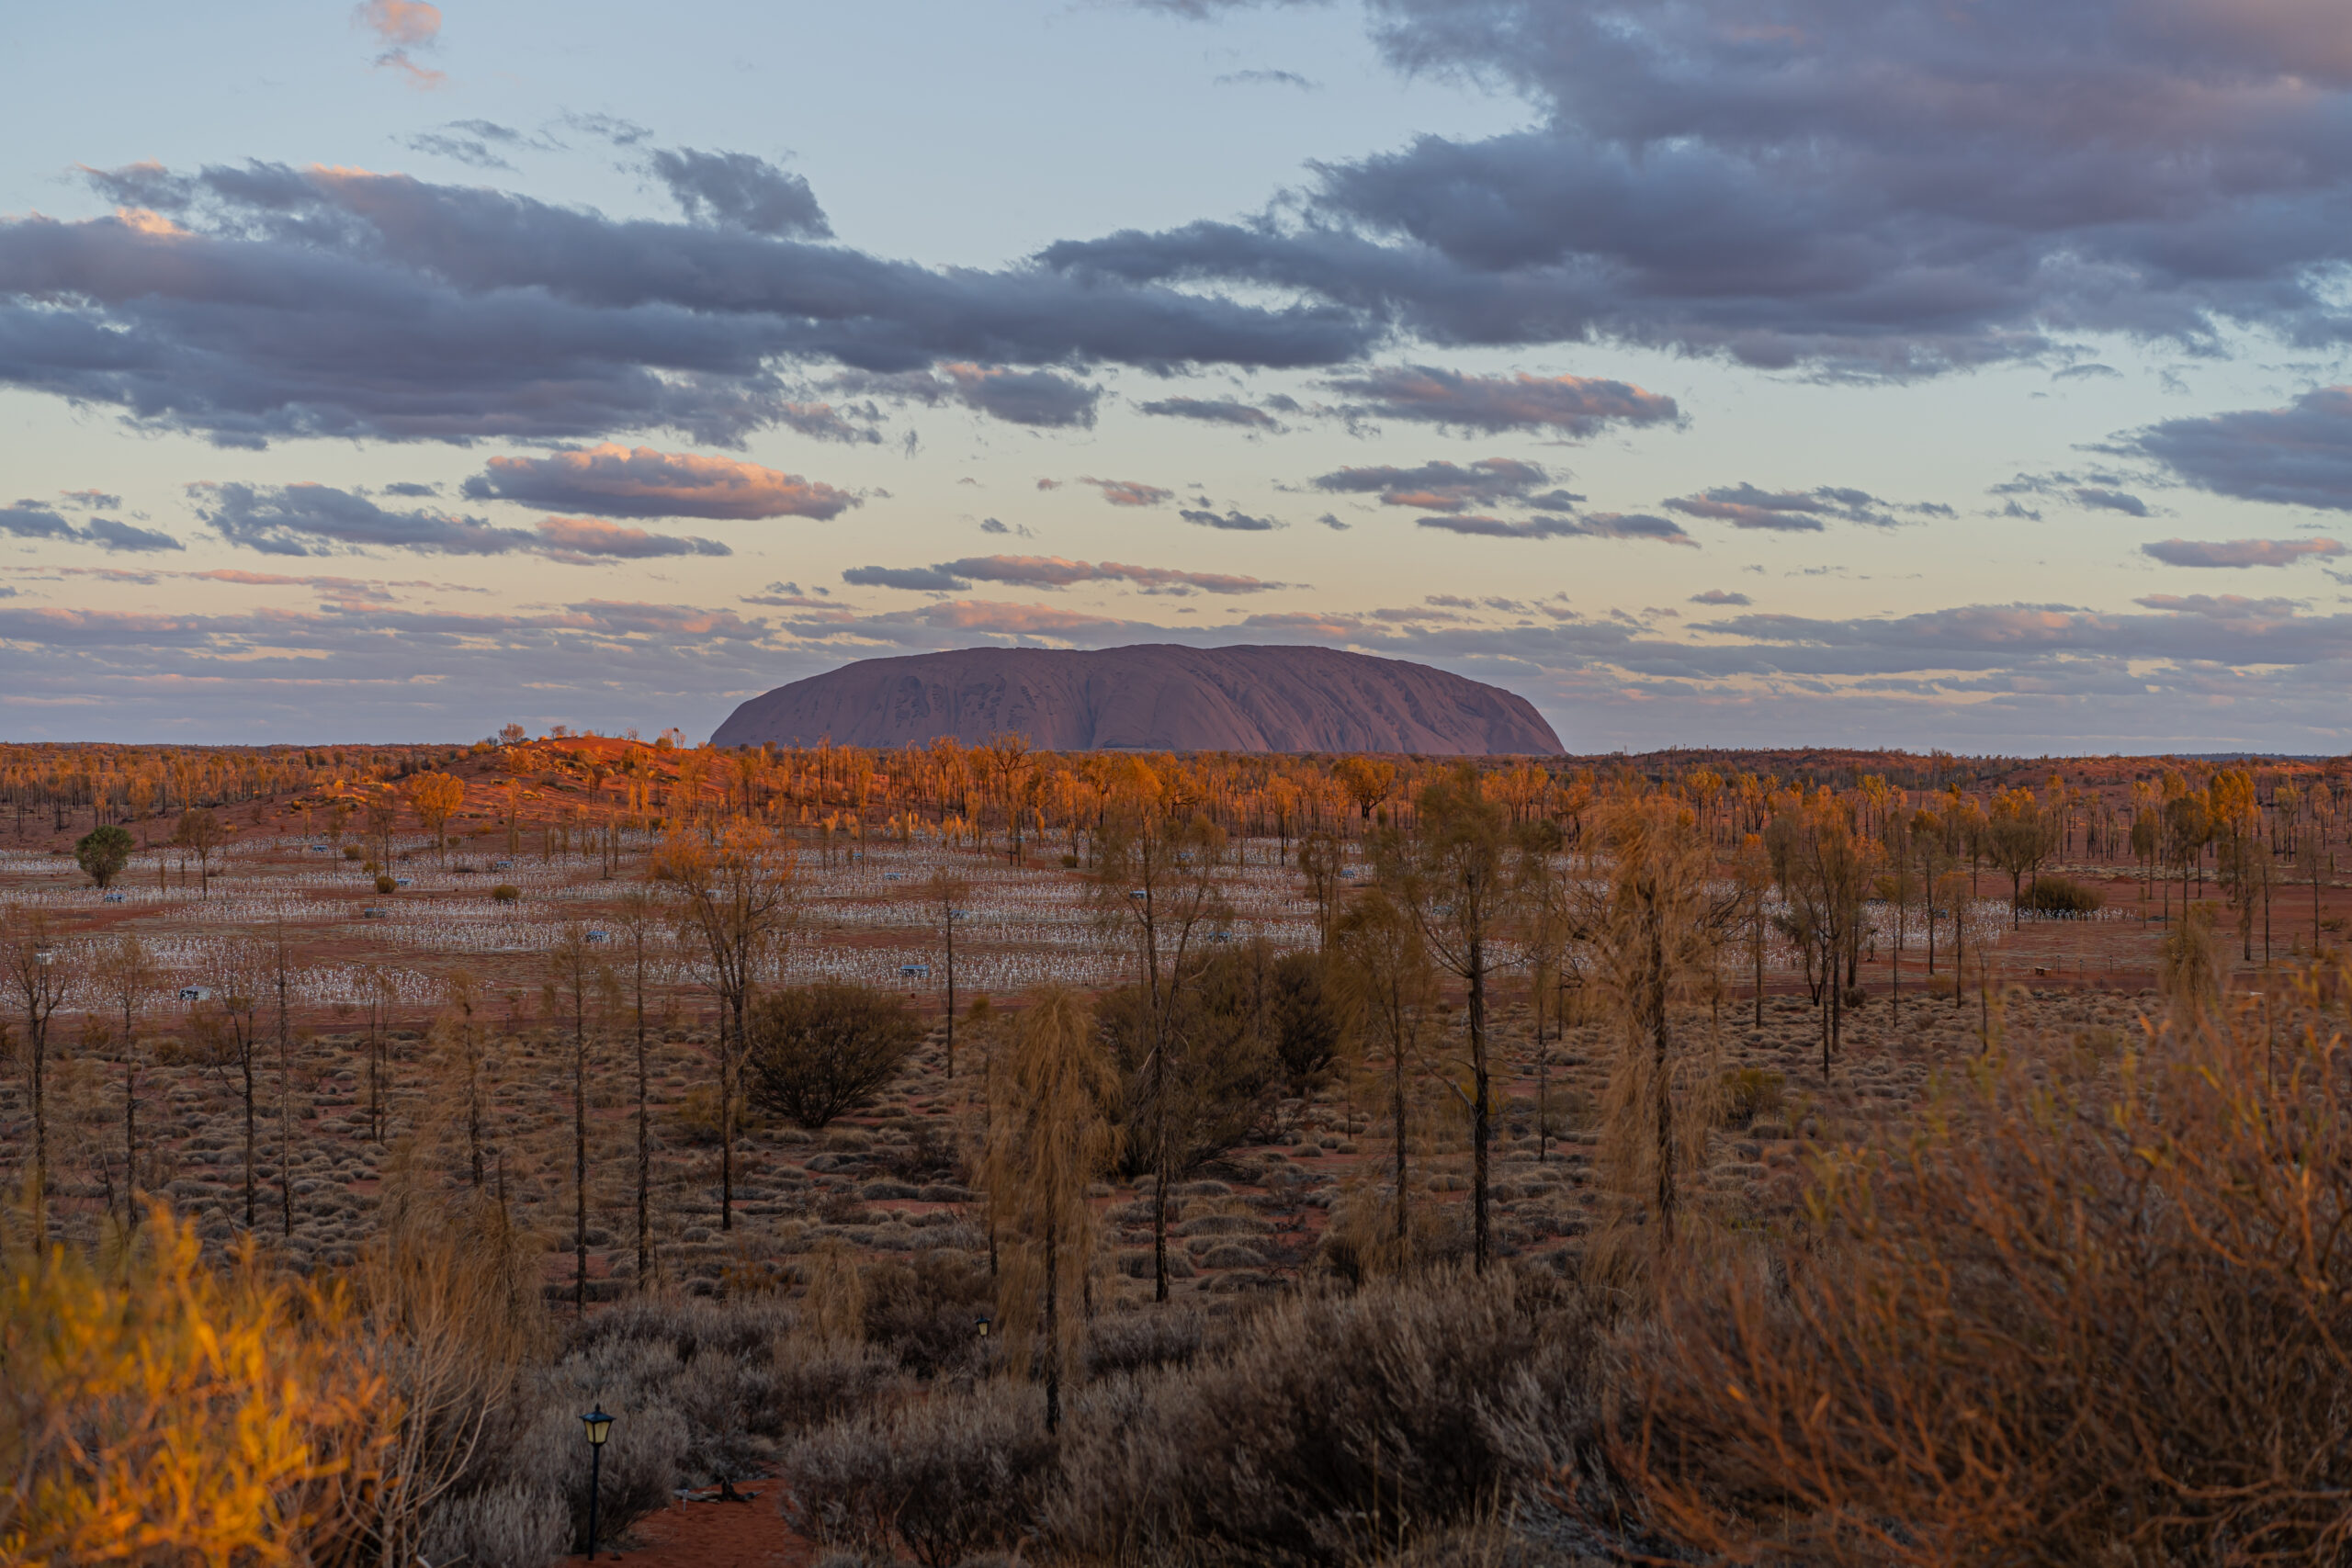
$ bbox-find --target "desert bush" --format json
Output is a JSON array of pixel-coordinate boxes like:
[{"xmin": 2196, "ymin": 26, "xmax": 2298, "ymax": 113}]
[
  {"xmin": 864, "ymin": 1247, "xmax": 996, "ymax": 1377},
  {"xmin": 668, "ymin": 1083, "xmax": 725, "ymax": 1145},
  {"xmin": 513, "ymin": 1375, "xmax": 688, "ymax": 1551},
  {"xmin": 1718, "ymin": 1066, "xmax": 1785, "ymax": 1126},
  {"xmin": 1624, "ymin": 956, "xmax": 2352, "ymax": 1565},
  {"xmin": 1084, "ymin": 1307, "xmax": 1205, "ymax": 1378},
  {"xmin": 1050, "ymin": 1270, "xmax": 1604, "ymax": 1564},
  {"xmin": 492, "ymin": 883, "xmax": 522, "ymax": 904},
  {"xmin": 1270, "ymin": 950, "xmax": 1345, "ymax": 1091},
  {"xmin": 2018, "ymin": 874, "xmax": 2103, "ymax": 914},
  {"xmin": 744, "ymin": 982, "xmax": 923, "ymax": 1129},
  {"xmin": 779, "ymin": 1382, "xmax": 1057, "ymax": 1567},
  {"xmin": 375, "ymin": 874, "xmax": 397, "ymax": 894},
  {"xmin": 416, "ymin": 1481, "xmax": 569, "ymax": 1568}
]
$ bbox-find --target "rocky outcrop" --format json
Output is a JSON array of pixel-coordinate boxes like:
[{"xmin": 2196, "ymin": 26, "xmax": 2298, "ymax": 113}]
[{"xmin": 711, "ymin": 644, "xmax": 1562, "ymax": 755}]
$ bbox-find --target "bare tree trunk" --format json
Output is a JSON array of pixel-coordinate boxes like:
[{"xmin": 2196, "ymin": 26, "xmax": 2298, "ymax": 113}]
[
  {"xmin": 575, "ymin": 998, "xmax": 589, "ymax": 1318},
  {"xmin": 1468, "ymin": 935, "xmax": 1490, "ymax": 1275},
  {"xmin": 636, "ymin": 957, "xmax": 650, "ymax": 1291}
]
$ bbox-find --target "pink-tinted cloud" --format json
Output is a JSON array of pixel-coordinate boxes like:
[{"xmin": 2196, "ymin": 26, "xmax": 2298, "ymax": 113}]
[
  {"xmin": 354, "ymin": 0, "xmax": 444, "ymax": 87},
  {"xmin": 843, "ymin": 555, "xmax": 1283, "ymax": 595},
  {"xmin": 464, "ymin": 445, "xmax": 857, "ymax": 521},
  {"xmin": 1078, "ymin": 476, "xmax": 1174, "ymax": 507},
  {"xmin": 2140, "ymin": 536, "xmax": 2345, "ymax": 568},
  {"xmin": 533, "ymin": 515, "xmax": 730, "ymax": 561},
  {"xmin": 913, "ymin": 600, "xmax": 1127, "ymax": 637}
]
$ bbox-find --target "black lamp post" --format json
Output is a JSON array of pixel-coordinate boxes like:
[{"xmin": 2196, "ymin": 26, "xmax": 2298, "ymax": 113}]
[{"xmin": 581, "ymin": 1408, "xmax": 613, "ymax": 1560}]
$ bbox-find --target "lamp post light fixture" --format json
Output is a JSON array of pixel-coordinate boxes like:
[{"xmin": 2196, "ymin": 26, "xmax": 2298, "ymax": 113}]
[
  {"xmin": 975, "ymin": 1314, "xmax": 992, "ymax": 1340},
  {"xmin": 581, "ymin": 1408, "xmax": 614, "ymax": 1560}
]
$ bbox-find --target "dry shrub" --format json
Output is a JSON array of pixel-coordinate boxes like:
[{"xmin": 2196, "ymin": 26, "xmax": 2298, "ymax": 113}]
[
  {"xmin": 744, "ymin": 981, "xmax": 923, "ymax": 1129},
  {"xmin": 1622, "ymin": 956, "xmax": 2352, "ymax": 1564},
  {"xmin": 1050, "ymin": 1270, "xmax": 1604, "ymax": 1565},
  {"xmin": 1084, "ymin": 1306, "xmax": 1206, "ymax": 1379},
  {"xmin": 778, "ymin": 1382, "xmax": 1056, "ymax": 1567},
  {"xmin": 1313, "ymin": 1190, "xmax": 1473, "ymax": 1285},
  {"xmin": 416, "ymin": 1480, "xmax": 569, "ymax": 1568},
  {"xmin": 863, "ymin": 1248, "xmax": 994, "ymax": 1377}
]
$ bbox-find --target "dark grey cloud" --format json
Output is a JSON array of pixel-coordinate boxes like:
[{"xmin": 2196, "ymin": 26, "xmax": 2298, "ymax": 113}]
[
  {"xmin": 1312, "ymin": 457, "xmax": 1554, "ymax": 511},
  {"xmin": 0, "ymin": 501, "xmax": 181, "ymax": 553},
  {"xmin": 648, "ymin": 148, "xmax": 831, "ymax": 238},
  {"xmin": 4, "ymin": 161, "xmax": 1371, "ymax": 448},
  {"xmin": 2132, "ymin": 387, "xmax": 2352, "ymax": 511},
  {"xmin": 1046, "ymin": 0, "xmax": 2352, "ymax": 376},
  {"xmin": 461, "ymin": 444, "xmax": 857, "ymax": 520},
  {"xmin": 1324, "ymin": 365, "xmax": 1677, "ymax": 434},
  {"xmin": 1181, "ymin": 507, "xmax": 1282, "ymax": 531},
  {"xmin": 1416, "ymin": 511, "xmax": 1691, "ymax": 545},
  {"xmin": 2073, "ymin": 487, "xmax": 2151, "ymax": 517},
  {"xmin": 1690, "ymin": 589, "xmax": 1751, "ymax": 606},
  {"xmin": 1136, "ymin": 396, "xmax": 1278, "ymax": 428},
  {"xmin": 843, "ymin": 564, "xmax": 967, "ymax": 591},
  {"xmin": 81, "ymin": 518, "xmax": 187, "ymax": 553},
  {"xmin": 2141, "ymin": 537, "xmax": 2346, "ymax": 569},
  {"xmin": 59, "ymin": 490, "xmax": 122, "ymax": 510},
  {"xmin": 197, "ymin": 483, "xmax": 533, "ymax": 557},
  {"xmin": 832, "ymin": 364, "xmax": 1102, "ymax": 429},
  {"xmin": 943, "ymin": 364, "xmax": 1100, "ymax": 428},
  {"xmin": 1664, "ymin": 481, "xmax": 1945, "ymax": 531},
  {"xmin": 1317, "ymin": 512, "xmax": 1350, "ymax": 530},
  {"xmin": 193, "ymin": 482, "xmax": 726, "ymax": 560}
]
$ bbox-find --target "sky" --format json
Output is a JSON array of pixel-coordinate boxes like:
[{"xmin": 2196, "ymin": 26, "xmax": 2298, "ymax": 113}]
[{"xmin": 4, "ymin": 0, "xmax": 2352, "ymax": 754}]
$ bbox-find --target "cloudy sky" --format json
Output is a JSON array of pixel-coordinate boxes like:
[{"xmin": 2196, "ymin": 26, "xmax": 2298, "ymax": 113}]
[{"xmin": 6, "ymin": 0, "xmax": 2352, "ymax": 752}]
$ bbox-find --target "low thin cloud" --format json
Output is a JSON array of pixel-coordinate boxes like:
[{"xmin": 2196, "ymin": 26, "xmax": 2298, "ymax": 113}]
[
  {"xmin": 1312, "ymin": 457, "xmax": 1555, "ymax": 512},
  {"xmin": 1078, "ymin": 476, "xmax": 1173, "ymax": 507},
  {"xmin": 534, "ymin": 516, "xmax": 730, "ymax": 561},
  {"xmin": 2134, "ymin": 593, "xmax": 2303, "ymax": 618},
  {"xmin": 1326, "ymin": 366, "xmax": 1679, "ymax": 436},
  {"xmin": 1136, "ymin": 396, "xmax": 1280, "ymax": 429},
  {"xmin": 194, "ymin": 482, "xmax": 727, "ymax": 561},
  {"xmin": 1180, "ymin": 507, "xmax": 1283, "ymax": 531},
  {"xmin": 1665, "ymin": 482, "xmax": 1945, "ymax": 530},
  {"xmin": 1690, "ymin": 589, "xmax": 1752, "ymax": 605},
  {"xmin": 1416, "ymin": 512, "xmax": 1693, "ymax": 545},
  {"xmin": 0, "ymin": 501, "xmax": 181, "ymax": 553},
  {"xmin": 844, "ymin": 554, "xmax": 1283, "ymax": 595},
  {"xmin": 1215, "ymin": 69, "xmax": 1319, "ymax": 89},
  {"xmin": 2141, "ymin": 537, "xmax": 2346, "ymax": 569},
  {"xmin": 462, "ymin": 445, "xmax": 857, "ymax": 520}
]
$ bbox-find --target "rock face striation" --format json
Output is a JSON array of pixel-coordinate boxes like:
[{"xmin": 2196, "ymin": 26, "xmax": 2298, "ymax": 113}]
[{"xmin": 711, "ymin": 644, "xmax": 1563, "ymax": 755}]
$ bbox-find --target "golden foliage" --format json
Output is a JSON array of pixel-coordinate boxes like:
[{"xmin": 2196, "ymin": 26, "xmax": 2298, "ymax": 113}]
[{"xmin": 0, "ymin": 1207, "xmax": 390, "ymax": 1567}]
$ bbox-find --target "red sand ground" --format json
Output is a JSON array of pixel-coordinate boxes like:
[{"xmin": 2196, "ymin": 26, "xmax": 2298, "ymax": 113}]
[{"xmin": 560, "ymin": 1495, "xmax": 813, "ymax": 1568}]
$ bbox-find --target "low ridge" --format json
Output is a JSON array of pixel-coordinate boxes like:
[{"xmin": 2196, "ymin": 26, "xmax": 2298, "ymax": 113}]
[{"xmin": 710, "ymin": 644, "xmax": 1563, "ymax": 755}]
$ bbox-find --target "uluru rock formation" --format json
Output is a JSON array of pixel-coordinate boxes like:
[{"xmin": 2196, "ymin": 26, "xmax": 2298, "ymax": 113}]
[{"xmin": 711, "ymin": 645, "xmax": 1563, "ymax": 755}]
